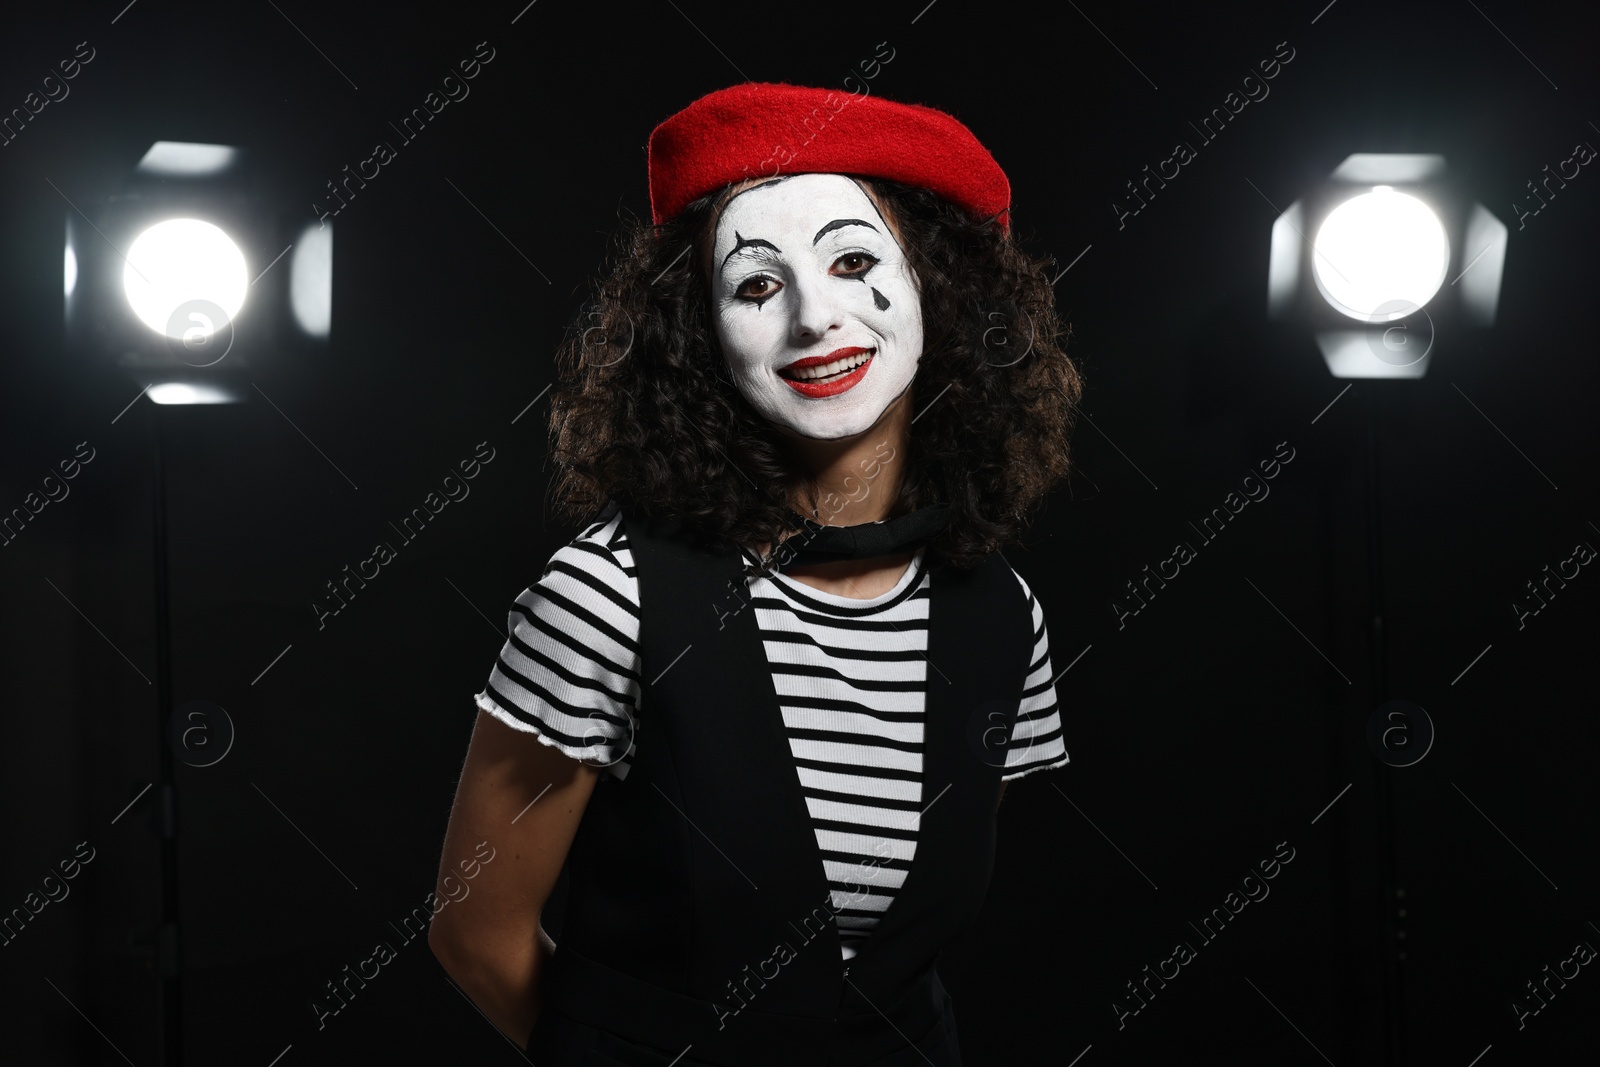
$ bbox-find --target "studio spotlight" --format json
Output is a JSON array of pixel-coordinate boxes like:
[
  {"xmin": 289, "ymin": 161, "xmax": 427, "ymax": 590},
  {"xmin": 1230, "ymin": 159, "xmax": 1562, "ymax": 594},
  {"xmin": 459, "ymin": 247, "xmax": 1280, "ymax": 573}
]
[
  {"xmin": 63, "ymin": 140, "xmax": 332, "ymax": 402},
  {"xmin": 1266, "ymin": 154, "xmax": 1505, "ymax": 379},
  {"xmin": 1312, "ymin": 186, "xmax": 1450, "ymax": 322},
  {"xmin": 123, "ymin": 218, "xmax": 249, "ymax": 340}
]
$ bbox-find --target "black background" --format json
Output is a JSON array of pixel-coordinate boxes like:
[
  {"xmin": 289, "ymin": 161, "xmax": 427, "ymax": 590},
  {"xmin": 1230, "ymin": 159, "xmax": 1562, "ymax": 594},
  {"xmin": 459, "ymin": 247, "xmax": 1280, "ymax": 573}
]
[{"xmin": 1, "ymin": 0, "xmax": 1596, "ymax": 1063}]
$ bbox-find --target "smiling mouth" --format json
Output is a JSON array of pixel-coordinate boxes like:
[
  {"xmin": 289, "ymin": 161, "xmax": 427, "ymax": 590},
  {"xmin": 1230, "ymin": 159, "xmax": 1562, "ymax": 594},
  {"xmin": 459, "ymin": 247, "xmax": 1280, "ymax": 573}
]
[{"xmin": 779, "ymin": 348, "xmax": 874, "ymax": 382}]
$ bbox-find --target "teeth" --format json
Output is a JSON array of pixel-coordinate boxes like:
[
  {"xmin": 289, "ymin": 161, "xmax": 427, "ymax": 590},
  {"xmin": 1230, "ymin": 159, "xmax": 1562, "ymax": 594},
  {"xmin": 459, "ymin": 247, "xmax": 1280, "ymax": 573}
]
[{"xmin": 787, "ymin": 352, "xmax": 871, "ymax": 381}]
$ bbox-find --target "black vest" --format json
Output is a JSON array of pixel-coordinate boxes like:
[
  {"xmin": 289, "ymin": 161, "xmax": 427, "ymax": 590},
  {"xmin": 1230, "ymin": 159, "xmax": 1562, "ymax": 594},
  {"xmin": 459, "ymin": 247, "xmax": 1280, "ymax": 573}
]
[{"xmin": 529, "ymin": 504, "xmax": 1034, "ymax": 1066}]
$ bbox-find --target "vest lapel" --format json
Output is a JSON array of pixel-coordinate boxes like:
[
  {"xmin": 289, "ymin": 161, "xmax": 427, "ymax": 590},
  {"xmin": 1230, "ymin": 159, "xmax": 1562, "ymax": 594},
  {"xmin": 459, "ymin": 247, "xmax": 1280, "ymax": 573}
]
[
  {"xmin": 624, "ymin": 511, "xmax": 845, "ymax": 1017},
  {"xmin": 719, "ymin": 545, "xmax": 847, "ymax": 970}
]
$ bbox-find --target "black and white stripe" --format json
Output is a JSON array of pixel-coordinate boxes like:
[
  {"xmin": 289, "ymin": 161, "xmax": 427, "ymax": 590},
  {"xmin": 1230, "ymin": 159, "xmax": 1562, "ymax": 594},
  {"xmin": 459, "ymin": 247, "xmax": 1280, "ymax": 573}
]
[
  {"xmin": 749, "ymin": 551, "xmax": 933, "ymax": 957},
  {"xmin": 473, "ymin": 511, "xmax": 1068, "ymax": 957}
]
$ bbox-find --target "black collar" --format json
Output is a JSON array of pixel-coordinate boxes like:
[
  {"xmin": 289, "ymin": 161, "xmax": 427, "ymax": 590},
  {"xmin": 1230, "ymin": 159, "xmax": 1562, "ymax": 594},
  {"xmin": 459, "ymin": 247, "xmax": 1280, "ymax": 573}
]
[{"xmin": 775, "ymin": 503, "xmax": 952, "ymax": 567}]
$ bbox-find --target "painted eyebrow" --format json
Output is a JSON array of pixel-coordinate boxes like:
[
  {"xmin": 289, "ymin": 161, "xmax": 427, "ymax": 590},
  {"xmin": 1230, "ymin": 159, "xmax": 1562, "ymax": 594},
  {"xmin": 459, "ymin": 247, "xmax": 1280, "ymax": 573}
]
[
  {"xmin": 720, "ymin": 231, "xmax": 781, "ymax": 271},
  {"xmin": 813, "ymin": 218, "xmax": 879, "ymax": 244}
]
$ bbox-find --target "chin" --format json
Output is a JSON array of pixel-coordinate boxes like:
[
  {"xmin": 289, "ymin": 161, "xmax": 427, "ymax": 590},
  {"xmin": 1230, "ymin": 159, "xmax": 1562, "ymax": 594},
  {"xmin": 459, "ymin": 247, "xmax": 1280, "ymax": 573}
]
[{"xmin": 773, "ymin": 410, "xmax": 882, "ymax": 442}]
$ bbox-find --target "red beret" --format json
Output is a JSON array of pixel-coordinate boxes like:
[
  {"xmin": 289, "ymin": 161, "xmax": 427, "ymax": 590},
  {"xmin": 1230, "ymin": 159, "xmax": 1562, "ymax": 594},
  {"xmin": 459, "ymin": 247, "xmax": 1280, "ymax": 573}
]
[{"xmin": 647, "ymin": 81, "xmax": 1011, "ymax": 232}]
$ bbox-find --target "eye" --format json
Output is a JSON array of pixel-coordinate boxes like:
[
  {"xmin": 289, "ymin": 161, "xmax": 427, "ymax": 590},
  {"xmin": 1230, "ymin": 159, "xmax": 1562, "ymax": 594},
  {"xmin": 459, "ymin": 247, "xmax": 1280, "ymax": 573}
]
[
  {"xmin": 832, "ymin": 252, "xmax": 878, "ymax": 277},
  {"xmin": 735, "ymin": 275, "xmax": 781, "ymax": 303}
]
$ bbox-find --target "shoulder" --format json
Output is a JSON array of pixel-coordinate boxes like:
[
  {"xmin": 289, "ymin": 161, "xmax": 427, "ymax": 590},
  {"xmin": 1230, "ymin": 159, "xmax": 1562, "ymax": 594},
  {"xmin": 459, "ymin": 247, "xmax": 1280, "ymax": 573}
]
[
  {"xmin": 992, "ymin": 557, "xmax": 1054, "ymax": 678},
  {"xmin": 528, "ymin": 509, "xmax": 640, "ymax": 616},
  {"xmin": 568, "ymin": 507, "xmax": 636, "ymax": 578},
  {"xmin": 995, "ymin": 560, "xmax": 1071, "ymax": 782},
  {"xmin": 495, "ymin": 510, "xmax": 643, "ymax": 668},
  {"xmin": 993, "ymin": 555, "xmax": 1049, "ymax": 630}
]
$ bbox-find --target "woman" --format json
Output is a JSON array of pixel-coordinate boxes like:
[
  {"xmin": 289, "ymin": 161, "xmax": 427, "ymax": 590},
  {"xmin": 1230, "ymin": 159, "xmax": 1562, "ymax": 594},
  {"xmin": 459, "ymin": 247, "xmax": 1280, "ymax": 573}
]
[{"xmin": 428, "ymin": 81, "xmax": 1084, "ymax": 1065}]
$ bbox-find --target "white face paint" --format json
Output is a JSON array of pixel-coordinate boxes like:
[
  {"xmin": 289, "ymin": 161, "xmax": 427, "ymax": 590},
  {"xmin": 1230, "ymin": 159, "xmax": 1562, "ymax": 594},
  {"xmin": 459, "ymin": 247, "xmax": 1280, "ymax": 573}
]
[{"xmin": 709, "ymin": 173, "xmax": 923, "ymax": 441}]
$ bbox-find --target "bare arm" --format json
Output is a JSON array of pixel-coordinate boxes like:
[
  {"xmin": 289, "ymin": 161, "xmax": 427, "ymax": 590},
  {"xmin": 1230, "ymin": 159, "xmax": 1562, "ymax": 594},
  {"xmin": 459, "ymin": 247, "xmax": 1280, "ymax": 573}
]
[
  {"xmin": 428, "ymin": 709, "xmax": 600, "ymax": 1049},
  {"xmin": 996, "ymin": 780, "xmax": 1008, "ymax": 813}
]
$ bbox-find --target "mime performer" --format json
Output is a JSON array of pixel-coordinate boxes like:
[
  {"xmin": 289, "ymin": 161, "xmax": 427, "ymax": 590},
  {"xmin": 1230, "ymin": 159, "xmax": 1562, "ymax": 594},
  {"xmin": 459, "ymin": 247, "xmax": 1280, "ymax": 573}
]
[{"xmin": 429, "ymin": 80, "xmax": 1085, "ymax": 1066}]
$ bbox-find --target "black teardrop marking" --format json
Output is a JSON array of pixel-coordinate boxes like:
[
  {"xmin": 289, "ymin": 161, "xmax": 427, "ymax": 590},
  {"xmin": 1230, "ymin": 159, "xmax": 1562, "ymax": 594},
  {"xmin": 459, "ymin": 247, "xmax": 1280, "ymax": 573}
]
[{"xmin": 871, "ymin": 287, "xmax": 890, "ymax": 310}]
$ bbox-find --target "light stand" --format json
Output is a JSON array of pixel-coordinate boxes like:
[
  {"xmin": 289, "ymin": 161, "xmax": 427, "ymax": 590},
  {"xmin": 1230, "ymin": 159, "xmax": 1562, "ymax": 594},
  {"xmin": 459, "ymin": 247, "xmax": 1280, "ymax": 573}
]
[{"xmin": 64, "ymin": 139, "xmax": 333, "ymax": 1066}]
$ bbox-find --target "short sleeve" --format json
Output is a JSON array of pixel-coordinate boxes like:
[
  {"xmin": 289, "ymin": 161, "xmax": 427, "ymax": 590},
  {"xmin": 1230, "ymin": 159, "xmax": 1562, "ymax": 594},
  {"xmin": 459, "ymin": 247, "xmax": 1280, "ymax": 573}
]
[
  {"xmin": 1000, "ymin": 569, "xmax": 1070, "ymax": 782},
  {"xmin": 473, "ymin": 511, "xmax": 642, "ymax": 780}
]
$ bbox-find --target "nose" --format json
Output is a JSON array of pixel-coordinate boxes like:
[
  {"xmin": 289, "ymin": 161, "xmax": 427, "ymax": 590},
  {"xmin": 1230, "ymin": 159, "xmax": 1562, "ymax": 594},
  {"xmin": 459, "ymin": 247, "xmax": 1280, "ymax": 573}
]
[{"xmin": 786, "ymin": 271, "xmax": 846, "ymax": 343}]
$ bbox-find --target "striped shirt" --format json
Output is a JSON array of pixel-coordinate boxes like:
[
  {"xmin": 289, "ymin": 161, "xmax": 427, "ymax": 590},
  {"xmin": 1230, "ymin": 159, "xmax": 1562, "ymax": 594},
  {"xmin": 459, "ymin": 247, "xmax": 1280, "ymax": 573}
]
[{"xmin": 474, "ymin": 511, "xmax": 1069, "ymax": 958}]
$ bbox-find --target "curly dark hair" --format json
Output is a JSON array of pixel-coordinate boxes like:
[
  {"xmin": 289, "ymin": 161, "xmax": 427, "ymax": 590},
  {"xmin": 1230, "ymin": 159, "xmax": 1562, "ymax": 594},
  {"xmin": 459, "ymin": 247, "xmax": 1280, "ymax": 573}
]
[{"xmin": 546, "ymin": 174, "xmax": 1084, "ymax": 574}]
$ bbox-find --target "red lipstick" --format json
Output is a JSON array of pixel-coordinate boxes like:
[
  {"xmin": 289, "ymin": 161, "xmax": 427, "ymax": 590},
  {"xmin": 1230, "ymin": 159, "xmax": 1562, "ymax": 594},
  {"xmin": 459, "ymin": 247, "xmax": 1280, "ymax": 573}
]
[{"xmin": 779, "ymin": 347, "xmax": 874, "ymax": 398}]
